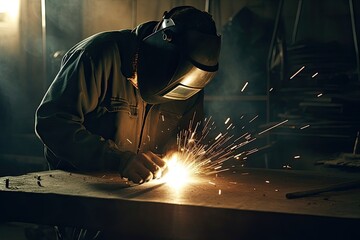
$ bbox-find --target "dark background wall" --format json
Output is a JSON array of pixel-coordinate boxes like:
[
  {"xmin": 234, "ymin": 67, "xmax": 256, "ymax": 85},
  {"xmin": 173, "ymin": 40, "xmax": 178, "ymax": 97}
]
[{"xmin": 0, "ymin": 0, "xmax": 358, "ymax": 176}]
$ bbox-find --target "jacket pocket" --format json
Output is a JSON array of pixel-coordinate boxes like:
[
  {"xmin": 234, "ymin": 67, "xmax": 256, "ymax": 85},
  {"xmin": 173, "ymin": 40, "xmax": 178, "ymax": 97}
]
[
  {"xmin": 85, "ymin": 98, "xmax": 139, "ymax": 147},
  {"xmin": 104, "ymin": 98, "xmax": 131, "ymax": 114}
]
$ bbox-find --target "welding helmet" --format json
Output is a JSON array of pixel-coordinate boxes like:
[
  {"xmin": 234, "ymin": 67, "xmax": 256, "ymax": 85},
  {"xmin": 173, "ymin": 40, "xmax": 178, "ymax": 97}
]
[{"xmin": 137, "ymin": 8, "xmax": 221, "ymax": 104}]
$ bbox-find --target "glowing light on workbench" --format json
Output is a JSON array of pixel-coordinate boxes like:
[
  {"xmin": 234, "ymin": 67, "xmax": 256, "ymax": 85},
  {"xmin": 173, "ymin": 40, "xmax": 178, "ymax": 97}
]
[{"xmin": 162, "ymin": 152, "xmax": 193, "ymax": 189}]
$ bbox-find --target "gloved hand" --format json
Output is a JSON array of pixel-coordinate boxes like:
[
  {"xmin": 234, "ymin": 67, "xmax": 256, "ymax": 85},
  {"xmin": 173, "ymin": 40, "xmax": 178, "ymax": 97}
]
[{"xmin": 121, "ymin": 151, "xmax": 166, "ymax": 184}]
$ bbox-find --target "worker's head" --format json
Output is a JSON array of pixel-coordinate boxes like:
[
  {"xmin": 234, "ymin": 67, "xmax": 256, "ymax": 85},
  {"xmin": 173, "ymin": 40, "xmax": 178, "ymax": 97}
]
[{"xmin": 136, "ymin": 6, "xmax": 221, "ymax": 104}]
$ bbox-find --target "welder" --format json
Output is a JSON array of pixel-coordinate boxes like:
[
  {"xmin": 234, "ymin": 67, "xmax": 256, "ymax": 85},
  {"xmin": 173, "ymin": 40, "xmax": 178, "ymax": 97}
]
[{"xmin": 35, "ymin": 6, "xmax": 221, "ymax": 187}]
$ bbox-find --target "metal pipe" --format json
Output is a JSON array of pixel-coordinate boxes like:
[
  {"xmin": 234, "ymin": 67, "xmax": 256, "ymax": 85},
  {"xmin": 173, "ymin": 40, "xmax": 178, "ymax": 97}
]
[
  {"xmin": 41, "ymin": 0, "xmax": 46, "ymax": 92},
  {"xmin": 286, "ymin": 180, "xmax": 360, "ymax": 199},
  {"xmin": 266, "ymin": 0, "xmax": 284, "ymax": 123},
  {"xmin": 265, "ymin": 0, "xmax": 284, "ymax": 169},
  {"xmin": 205, "ymin": 0, "xmax": 210, "ymax": 12},
  {"xmin": 132, "ymin": 0, "xmax": 137, "ymax": 29}
]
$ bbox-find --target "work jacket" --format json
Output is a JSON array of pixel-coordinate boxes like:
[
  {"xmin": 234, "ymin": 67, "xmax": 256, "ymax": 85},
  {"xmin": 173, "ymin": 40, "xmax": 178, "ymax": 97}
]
[{"xmin": 35, "ymin": 24, "xmax": 204, "ymax": 172}]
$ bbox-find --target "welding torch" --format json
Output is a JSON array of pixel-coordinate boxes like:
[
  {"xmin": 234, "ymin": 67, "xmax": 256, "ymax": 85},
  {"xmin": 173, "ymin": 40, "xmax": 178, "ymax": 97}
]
[{"xmin": 154, "ymin": 153, "xmax": 168, "ymax": 179}]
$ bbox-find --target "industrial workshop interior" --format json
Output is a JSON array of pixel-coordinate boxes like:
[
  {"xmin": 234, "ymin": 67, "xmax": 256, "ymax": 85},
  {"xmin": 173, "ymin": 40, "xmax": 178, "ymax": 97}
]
[{"xmin": 0, "ymin": 0, "xmax": 359, "ymax": 239}]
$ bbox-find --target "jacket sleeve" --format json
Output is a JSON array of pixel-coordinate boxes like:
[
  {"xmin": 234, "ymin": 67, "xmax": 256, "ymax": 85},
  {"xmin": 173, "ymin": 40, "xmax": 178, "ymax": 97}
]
[{"xmin": 35, "ymin": 48, "xmax": 135, "ymax": 172}]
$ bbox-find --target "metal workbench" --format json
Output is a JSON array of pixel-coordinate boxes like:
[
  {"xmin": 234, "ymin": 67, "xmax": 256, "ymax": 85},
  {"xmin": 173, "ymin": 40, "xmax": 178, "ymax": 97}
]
[{"xmin": 0, "ymin": 168, "xmax": 359, "ymax": 239}]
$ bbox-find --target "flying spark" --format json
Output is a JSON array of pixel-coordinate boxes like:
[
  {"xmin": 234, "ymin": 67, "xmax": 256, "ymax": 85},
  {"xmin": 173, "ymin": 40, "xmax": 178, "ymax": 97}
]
[
  {"xmin": 300, "ymin": 125, "xmax": 310, "ymax": 130},
  {"xmin": 241, "ymin": 82, "xmax": 249, "ymax": 92},
  {"xmin": 290, "ymin": 66, "xmax": 305, "ymax": 79},
  {"xmin": 161, "ymin": 115, "xmax": 289, "ymax": 188},
  {"xmin": 257, "ymin": 119, "xmax": 289, "ymax": 135},
  {"xmin": 249, "ymin": 115, "xmax": 258, "ymax": 123},
  {"xmin": 283, "ymin": 164, "xmax": 292, "ymax": 169},
  {"xmin": 162, "ymin": 115, "xmax": 252, "ymax": 187},
  {"xmin": 225, "ymin": 117, "xmax": 230, "ymax": 125}
]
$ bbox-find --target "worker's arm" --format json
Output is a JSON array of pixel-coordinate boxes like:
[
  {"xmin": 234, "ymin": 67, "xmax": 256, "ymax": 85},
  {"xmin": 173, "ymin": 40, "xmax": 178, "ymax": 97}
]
[
  {"xmin": 121, "ymin": 151, "xmax": 166, "ymax": 184},
  {"xmin": 35, "ymin": 45, "xmax": 134, "ymax": 172}
]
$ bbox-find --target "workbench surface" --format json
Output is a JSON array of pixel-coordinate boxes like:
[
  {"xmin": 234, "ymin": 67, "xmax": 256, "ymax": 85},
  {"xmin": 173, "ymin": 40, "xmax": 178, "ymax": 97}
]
[{"xmin": 1, "ymin": 168, "xmax": 359, "ymax": 239}]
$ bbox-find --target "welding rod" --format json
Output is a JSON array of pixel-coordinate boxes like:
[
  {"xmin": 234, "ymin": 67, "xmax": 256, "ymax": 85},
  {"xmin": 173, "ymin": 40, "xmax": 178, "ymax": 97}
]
[{"xmin": 286, "ymin": 179, "xmax": 360, "ymax": 199}]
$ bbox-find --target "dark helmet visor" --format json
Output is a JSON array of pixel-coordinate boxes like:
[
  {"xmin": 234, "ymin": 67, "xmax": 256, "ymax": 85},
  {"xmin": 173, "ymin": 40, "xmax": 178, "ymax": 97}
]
[{"xmin": 137, "ymin": 19, "xmax": 221, "ymax": 103}]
